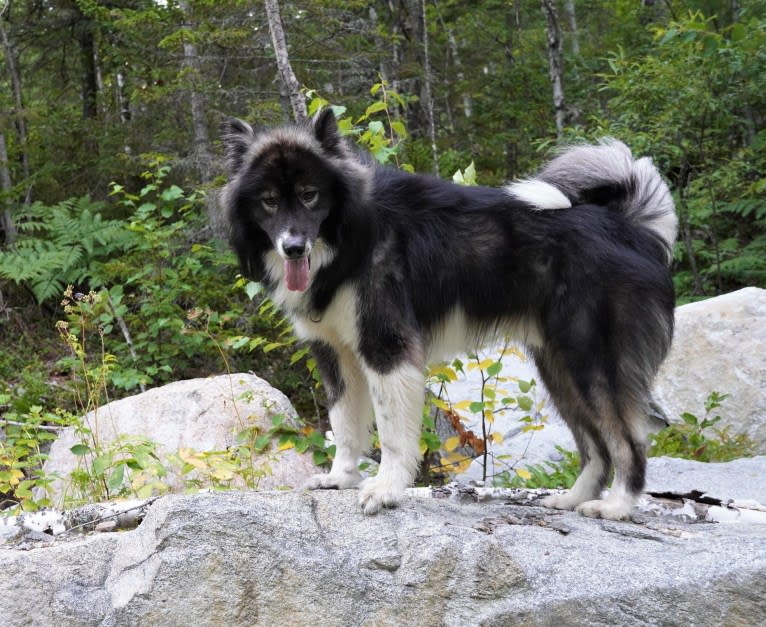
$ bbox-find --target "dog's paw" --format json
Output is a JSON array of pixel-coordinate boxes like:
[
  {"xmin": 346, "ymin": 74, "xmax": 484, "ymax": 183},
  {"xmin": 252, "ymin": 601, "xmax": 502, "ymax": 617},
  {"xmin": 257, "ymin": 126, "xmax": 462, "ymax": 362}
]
[
  {"xmin": 358, "ymin": 475, "xmax": 405, "ymax": 515},
  {"xmin": 575, "ymin": 498, "xmax": 633, "ymax": 521},
  {"xmin": 303, "ymin": 469, "xmax": 362, "ymax": 491},
  {"xmin": 541, "ymin": 492, "xmax": 580, "ymax": 511}
]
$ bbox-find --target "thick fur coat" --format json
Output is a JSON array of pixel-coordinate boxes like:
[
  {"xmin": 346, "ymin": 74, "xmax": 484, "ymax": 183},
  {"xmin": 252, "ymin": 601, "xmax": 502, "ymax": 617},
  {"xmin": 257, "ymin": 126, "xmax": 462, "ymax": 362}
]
[{"xmin": 221, "ymin": 110, "xmax": 677, "ymax": 519}]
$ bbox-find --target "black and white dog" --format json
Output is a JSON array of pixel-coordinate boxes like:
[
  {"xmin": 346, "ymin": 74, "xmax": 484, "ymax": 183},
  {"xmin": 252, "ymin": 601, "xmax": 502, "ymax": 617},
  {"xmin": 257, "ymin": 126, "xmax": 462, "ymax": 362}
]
[{"xmin": 221, "ymin": 109, "xmax": 676, "ymax": 520}]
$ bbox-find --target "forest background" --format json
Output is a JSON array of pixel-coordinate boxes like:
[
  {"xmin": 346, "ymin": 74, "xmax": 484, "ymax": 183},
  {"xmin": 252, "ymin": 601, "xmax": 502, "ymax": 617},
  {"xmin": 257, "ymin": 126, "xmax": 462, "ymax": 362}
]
[{"xmin": 0, "ymin": 0, "xmax": 764, "ymax": 506}]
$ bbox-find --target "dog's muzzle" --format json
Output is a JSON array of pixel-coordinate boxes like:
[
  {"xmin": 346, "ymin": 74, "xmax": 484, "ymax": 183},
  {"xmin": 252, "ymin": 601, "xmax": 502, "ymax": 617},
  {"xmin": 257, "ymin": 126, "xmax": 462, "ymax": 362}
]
[{"xmin": 279, "ymin": 235, "xmax": 312, "ymax": 292}]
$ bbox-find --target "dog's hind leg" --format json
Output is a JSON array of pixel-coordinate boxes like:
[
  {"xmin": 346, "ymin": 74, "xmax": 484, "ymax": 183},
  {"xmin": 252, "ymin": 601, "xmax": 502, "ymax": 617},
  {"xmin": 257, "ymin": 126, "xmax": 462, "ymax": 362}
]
[
  {"xmin": 357, "ymin": 358, "xmax": 426, "ymax": 515},
  {"xmin": 303, "ymin": 342, "xmax": 374, "ymax": 491},
  {"xmin": 543, "ymin": 428, "xmax": 611, "ymax": 512},
  {"xmin": 575, "ymin": 401, "xmax": 647, "ymax": 520},
  {"xmin": 533, "ymin": 349, "xmax": 612, "ymax": 511}
]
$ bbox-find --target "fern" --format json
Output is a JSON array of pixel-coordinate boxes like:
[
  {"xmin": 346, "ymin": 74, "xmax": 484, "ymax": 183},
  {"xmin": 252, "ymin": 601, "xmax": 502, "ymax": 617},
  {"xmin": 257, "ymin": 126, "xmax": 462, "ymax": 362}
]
[{"xmin": 0, "ymin": 196, "xmax": 136, "ymax": 303}]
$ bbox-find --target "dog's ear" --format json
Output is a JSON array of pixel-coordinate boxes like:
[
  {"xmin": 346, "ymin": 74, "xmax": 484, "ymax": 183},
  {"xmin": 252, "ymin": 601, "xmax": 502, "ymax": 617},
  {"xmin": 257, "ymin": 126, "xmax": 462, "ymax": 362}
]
[
  {"xmin": 221, "ymin": 117, "xmax": 255, "ymax": 176},
  {"xmin": 313, "ymin": 108, "xmax": 343, "ymax": 156}
]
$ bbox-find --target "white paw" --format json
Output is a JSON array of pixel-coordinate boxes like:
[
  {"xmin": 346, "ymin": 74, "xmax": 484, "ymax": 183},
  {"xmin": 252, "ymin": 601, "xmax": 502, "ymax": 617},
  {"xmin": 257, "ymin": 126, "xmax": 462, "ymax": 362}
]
[
  {"xmin": 542, "ymin": 492, "xmax": 581, "ymax": 511},
  {"xmin": 358, "ymin": 475, "xmax": 406, "ymax": 515},
  {"xmin": 303, "ymin": 470, "xmax": 362, "ymax": 491},
  {"xmin": 575, "ymin": 498, "xmax": 633, "ymax": 521}
]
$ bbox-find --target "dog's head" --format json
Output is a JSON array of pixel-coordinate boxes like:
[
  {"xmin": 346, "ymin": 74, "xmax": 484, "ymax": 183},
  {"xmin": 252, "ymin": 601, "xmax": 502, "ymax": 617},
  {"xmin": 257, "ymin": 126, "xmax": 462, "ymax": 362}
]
[{"xmin": 221, "ymin": 109, "xmax": 369, "ymax": 293}]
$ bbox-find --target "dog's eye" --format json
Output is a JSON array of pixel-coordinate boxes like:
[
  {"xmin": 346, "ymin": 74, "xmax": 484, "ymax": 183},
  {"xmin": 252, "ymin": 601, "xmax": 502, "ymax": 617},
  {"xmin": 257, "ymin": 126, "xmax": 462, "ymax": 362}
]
[
  {"xmin": 260, "ymin": 194, "xmax": 279, "ymax": 213},
  {"xmin": 299, "ymin": 188, "xmax": 319, "ymax": 207}
]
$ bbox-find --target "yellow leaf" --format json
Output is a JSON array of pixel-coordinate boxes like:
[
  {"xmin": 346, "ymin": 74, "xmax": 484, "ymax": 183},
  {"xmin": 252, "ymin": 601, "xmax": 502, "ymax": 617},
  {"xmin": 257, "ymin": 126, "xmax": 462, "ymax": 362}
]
[
  {"xmin": 444, "ymin": 436, "xmax": 461, "ymax": 452},
  {"xmin": 515, "ymin": 468, "xmax": 532, "ymax": 480},
  {"xmin": 429, "ymin": 365, "xmax": 457, "ymax": 381},
  {"xmin": 452, "ymin": 400, "xmax": 473, "ymax": 411},
  {"xmin": 8, "ymin": 468, "xmax": 24, "ymax": 487},
  {"xmin": 212, "ymin": 467, "xmax": 235, "ymax": 481},
  {"xmin": 178, "ymin": 448, "xmax": 206, "ymax": 469},
  {"xmin": 491, "ymin": 432, "xmax": 504, "ymax": 444},
  {"xmin": 440, "ymin": 453, "xmax": 473, "ymax": 474},
  {"xmin": 508, "ymin": 347, "xmax": 527, "ymax": 360},
  {"xmin": 278, "ymin": 440, "xmax": 295, "ymax": 451},
  {"xmin": 476, "ymin": 358, "xmax": 494, "ymax": 370},
  {"xmin": 431, "ymin": 397, "xmax": 451, "ymax": 412}
]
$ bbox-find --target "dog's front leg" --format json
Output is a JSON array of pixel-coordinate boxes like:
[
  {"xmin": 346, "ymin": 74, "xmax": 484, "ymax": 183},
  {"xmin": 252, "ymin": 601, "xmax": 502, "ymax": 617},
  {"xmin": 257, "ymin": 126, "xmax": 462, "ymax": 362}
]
[
  {"xmin": 303, "ymin": 342, "xmax": 374, "ymax": 491},
  {"xmin": 358, "ymin": 359, "xmax": 426, "ymax": 515}
]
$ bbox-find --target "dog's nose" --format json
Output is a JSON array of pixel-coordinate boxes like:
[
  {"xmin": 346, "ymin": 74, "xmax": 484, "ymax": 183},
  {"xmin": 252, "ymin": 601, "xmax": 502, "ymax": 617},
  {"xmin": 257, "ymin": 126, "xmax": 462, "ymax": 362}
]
[{"xmin": 282, "ymin": 235, "xmax": 309, "ymax": 259}]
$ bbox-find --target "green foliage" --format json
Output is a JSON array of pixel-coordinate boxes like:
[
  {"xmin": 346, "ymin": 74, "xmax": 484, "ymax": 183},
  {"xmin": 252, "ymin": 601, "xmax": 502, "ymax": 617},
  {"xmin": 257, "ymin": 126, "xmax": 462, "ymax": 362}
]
[
  {"xmin": 0, "ymin": 196, "xmax": 135, "ymax": 303},
  {"xmin": 649, "ymin": 391, "xmax": 756, "ymax": 462},
  {"xmin": 578, "ymin": 8, "xmax": 766, "ymax": 299},
  {"xmin": 67, "ymin": 434, "xmax": 170, "ymax": 505},
  {"xmin": 495, "ymin": 447, "xmax": 581, "ymax": 490},
  {"xmin": 307, "ymin": 81, "xmax": 414, "ymax": 171},
  {"xmin": 0, "ymin": 397, "xmax": 73, "ymax": 511}
]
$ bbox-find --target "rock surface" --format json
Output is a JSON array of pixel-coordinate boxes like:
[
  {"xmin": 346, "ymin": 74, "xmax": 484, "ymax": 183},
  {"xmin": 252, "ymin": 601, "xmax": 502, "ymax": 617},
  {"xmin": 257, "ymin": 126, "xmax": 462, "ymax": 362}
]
[
  {"xmin": 654, "ymin": 286, "xmax": 766, "ymax": 451},
  {"xmin": 3, "ymin": 457, "xmax": 766, "ymax": 626},
  {"xmin": 42, "ymin": 374, "xmax": 319, "ymax": 505}
]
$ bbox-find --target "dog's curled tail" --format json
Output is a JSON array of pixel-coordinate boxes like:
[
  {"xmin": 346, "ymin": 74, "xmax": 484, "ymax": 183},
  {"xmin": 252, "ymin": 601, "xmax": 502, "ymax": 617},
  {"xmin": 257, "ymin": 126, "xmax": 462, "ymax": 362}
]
[
  {"xmin": 543, "ymin": 139, "xmax": 677, "ymax": 263},
  {"xmin": 509, "ymin": 139, "xmax": 678, "ymax": 264}
]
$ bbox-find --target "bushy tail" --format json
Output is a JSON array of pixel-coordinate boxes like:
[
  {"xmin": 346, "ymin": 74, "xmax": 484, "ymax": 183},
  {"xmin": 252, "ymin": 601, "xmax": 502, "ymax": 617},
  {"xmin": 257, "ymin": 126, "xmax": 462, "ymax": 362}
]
[
  {"xmin": 508, "ymin": 140, "xmax": 677, "ymax": 263},
  {"xmin": 538, "ymin": 139, "xmax": 678, "ymax": 264}
]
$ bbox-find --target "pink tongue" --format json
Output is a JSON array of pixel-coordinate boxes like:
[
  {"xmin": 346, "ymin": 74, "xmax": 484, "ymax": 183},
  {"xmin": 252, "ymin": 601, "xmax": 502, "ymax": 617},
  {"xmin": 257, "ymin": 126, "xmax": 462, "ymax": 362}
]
[{"xmin": 284, "ymin": 257, "xmax": 310, "ymax": 292}]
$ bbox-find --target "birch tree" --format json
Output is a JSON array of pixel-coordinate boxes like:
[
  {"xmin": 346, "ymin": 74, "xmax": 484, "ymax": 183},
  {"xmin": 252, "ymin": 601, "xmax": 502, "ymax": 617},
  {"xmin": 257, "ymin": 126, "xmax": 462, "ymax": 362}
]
[
  {"xmin": 542, "ymin": 0, "xmax": 565, "ymax": 139},
  {"xmin": 564, "ymin": 0, "xmax": 580, "ymax": 56},
  {"xmin": 264, "ymin": 0, "xmax": 307, "ymax": 123},
  {"xmin": 421, "ymin": 0, "xmax": 438, "ymax": 174}
]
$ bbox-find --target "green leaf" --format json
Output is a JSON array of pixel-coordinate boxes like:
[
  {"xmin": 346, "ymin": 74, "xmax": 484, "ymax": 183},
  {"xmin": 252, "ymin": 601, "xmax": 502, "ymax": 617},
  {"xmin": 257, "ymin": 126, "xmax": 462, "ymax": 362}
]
[
  {"xmin": 70, "ymin": 444, "xmax": 91, "ymax": 456},
  {"xmin": 107, "ymin": 463, "xmax": 126, "ymax": 492},
  {"xmin": 517, "ymin": 379, "xmax": 533, "ymax": 393},
  {"xmin": 92, "ymin": 455, "xmax": 110, "ymax": 478},
  {"xmin": 254, "ymin": 435, "xmax": 271, "ymax": 452},
  {"xmin": 161, "ymin": 185, "xmax": 184, "ymax": 201},
  {"xmin": 517, "ymin": 395, "xmax": 533, "ymax": 411},
  {"xmin": 244, "ymin": 281, "xmax": 262, "ymax": 300},
  {"xmin": 363, "ymin": 101, "xmax": 387, "ymax": 119},
  {"xmin": 486, "ymin": 361, "xmax": 502, "ymax": 377},
  {"xmin": 681, "ymin": 412, "xmax": 699, "ymax": 426}
]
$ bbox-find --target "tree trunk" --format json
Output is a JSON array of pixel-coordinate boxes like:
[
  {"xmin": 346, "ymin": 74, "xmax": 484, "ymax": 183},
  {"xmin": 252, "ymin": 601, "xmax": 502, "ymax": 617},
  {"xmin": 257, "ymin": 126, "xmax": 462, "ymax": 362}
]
[
  {"xmin": 564, "ymin": 0, "xmax": 580, "ymax": 56},
  {"xmin": 0, "ymin": 130, "xmax": 17, "ymax": 246},
  {"xmin": 542, "ymin": 0, "xmax": 565, "ymax": 139},
  {"xmin": 116, "ymin": 70, "xmax": 131, "ymax": 124},
  {"xmin": 264, "ymin": 0, "xmax": 307, "ymax": 123},
  {"xmin": 368, "ymin": 6, "xmax": 389, "ymax": 83},
  {"xmin": 179, "ymin": 0, "xmax": 214, "ymax": 185},
  {"xmin": 420, "ymin": 0, "xmax": 439, "ymax": 175},
  {"xmin": 0, "ymin": 17, "xmax": 29, "ymax": 181},
  {"xmin": 677, "ymin": 158, "xmax": 705, "ymax": 296},
  {"xmin": 505, "ymin": 6, "xmax": 521, "ymax": 178},
  {"xmin": 76, "ymin": 12, "xmax": 99, "ymax": 119}
]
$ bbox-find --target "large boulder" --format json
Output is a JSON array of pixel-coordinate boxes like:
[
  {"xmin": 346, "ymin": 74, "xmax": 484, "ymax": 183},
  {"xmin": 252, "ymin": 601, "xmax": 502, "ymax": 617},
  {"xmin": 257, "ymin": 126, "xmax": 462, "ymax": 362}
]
[
  {"xmin": 2, "ymin": 456, "xmax": 766, "ymax": 625},
  {"xmin": 42, "ymin": 374, "xmax": 319, "ymax": 506},
  {"xmin": 654, "ymin": 287, "xmax": 766, "ymax": 451}
]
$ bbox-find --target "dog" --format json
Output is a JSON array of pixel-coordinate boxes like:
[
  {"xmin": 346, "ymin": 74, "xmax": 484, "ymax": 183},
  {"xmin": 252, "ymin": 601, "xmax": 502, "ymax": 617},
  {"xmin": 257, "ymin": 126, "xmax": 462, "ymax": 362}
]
[{"xmin": 221, "ymin": 109, "xmax": 677, "ymax": 520}]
